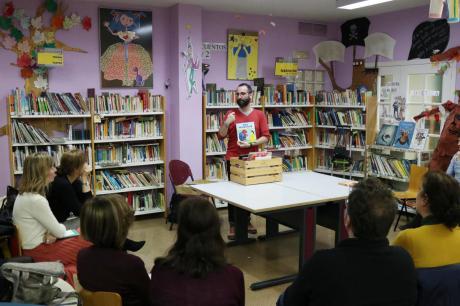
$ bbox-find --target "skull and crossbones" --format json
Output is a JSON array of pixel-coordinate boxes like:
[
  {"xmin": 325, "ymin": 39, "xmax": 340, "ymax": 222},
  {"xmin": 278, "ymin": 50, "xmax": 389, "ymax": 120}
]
[{"xmin": 349, "ymin": 24, "xmax": 358, "ymax": 41}]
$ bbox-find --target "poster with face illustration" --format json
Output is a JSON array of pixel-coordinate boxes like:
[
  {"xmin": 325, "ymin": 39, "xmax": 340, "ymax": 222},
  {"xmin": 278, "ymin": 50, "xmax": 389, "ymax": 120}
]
[{"xmin": 99, "ymin": 8, "xmax": 153, "ymax": 88}]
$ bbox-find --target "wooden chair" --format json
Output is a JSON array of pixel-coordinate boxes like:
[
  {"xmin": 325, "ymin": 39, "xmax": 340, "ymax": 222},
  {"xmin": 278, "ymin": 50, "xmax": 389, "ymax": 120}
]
[
  {"xmin": 393, "ymin": 164, "xmax": 428, "ymax": 231},
  {"xmin": 79, "ymin": 288, "xmax": 122, "ymax": 306}
]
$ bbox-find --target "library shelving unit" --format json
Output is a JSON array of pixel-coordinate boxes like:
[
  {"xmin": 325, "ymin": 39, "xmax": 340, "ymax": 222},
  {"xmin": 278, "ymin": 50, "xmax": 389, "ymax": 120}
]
[
  {"xmin": 6, "ymin": 89, "xmax": 167, "ymax": 217},
  {"xmin": 313, "ymin": 91, "xmax": 377, "ymax": 179}
]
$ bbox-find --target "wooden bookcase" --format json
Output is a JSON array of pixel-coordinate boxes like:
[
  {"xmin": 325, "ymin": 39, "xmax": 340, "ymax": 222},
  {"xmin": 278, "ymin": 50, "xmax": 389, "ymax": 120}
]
[{"xmin": 6, "ymin": 89, "xmax": 167, "ymax": 217}]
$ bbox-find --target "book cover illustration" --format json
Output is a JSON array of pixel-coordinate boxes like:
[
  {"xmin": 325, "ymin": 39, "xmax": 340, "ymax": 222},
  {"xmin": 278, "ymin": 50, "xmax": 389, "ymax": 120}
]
[
  {"xmin": 236, "ymin": 122, "xmax": 256, "ymax": 143},
  {"xmin": 393, "ymin": 121, "xmax": 416, "ymax": 149},
  {"xmin": 375, "ymin": 124, "xmax": 398, "ymax": 146},
  {"xmin": 410, "ymin": 128, "xmax": 429, "ymax": 150}
]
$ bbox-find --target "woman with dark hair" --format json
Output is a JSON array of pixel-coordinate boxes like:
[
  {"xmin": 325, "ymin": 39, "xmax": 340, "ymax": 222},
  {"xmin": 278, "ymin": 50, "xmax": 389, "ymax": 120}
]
[
  {"xmin": 150, "ymin": 197, "xmax": 244, "ymax": 306},
  {"xmin": 394, "ymin": 171, "xmax": 460, "ymax": 268},
  {"xmin": 77, "ymin": 195, "xmax": 151, "ymax": 306}
]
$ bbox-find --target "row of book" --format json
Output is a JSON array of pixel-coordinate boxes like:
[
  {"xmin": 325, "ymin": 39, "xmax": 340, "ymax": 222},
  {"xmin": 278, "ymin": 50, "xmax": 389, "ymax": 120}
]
[
  {"xmin": 263, "ymin": 84, "xmax": 313, "ymax": 105},
  {"xmin": 94, "ymin": 117, "xmax": 162, "ymax": 140},
  {"xmin": 66, "ymin": 125, "xmax": 90, "ymax": 141},
  {"xmin": 13, "ymin": 144, "xmax": 91, "ymax": 172},
  {"xmin": 282, "ymin": 155, "xmax": 307, "ymax": 172},
  {"xmin": 9, "ymin": 89, "xmax": 89, "ymax": 115},
  {"xmin": 94, "ymin": 93, "xmax": 163, "ymax": 113},
  {"xmin": 206, "ymin": 112, "xmax": 226, "ymax": 130},
  {"xmin": 266, "ymin": 110, "xmax": 310, "ymax": 127},
  {"xmin": 315, "ymin": 89, "xmax": 366, "ymax": 106},
  {"xmin": 368, "ymin": 154, "xmax": 411, "ymax": 179},
  {"xmin": 95, "ymin": 169, "xmax": 163, "ymax": 192},
  {"xmin": 206, "ymin": 134, "xmax": 227, "ymax": 153},
  {"xmin": 316, "ymin": 109, "xmax": 365, "ymax": 127},
  {"xmin": 127, "ymin": 191, "xmax": 165, "ymax": 211},
  {"xmin": 316, "ymin": 130, "xmax": 366, "ymax": 149},
  {"xmin": 95, "ymin": 143, "xmax": 161, "ymax": 165},
  {"xmin": 205, "ymin": 158, "xmax": 228, "ymax": 180},
  {"xmin": 267, "ymin": 130, "xmax": 308, "ymax": 149},
  {"xmin": 204, "ymin": 84, "xmax": 262, "ymax": 106},
  {"xmin": 12, "ymin": 121, "xmax": 52, "ymax": 144}
]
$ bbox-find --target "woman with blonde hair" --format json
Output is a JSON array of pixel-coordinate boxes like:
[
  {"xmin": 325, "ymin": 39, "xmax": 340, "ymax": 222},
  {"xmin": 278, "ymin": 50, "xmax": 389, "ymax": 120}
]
[
  {"xmin": 77, "ymin": 195, "xmax": 151, "ymax": 306},
  {"xmin": 13, "ymin": 153, "xmax": 91, "ymax": 268}
]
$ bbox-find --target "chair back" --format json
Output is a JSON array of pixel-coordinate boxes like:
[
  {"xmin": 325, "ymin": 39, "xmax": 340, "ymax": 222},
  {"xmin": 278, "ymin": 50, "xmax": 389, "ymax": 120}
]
[
  {"xmin": 9, "ymin": 225, "xmax": 22, "ymax": 257},
  {"xmin": 416, "ymin": 263, "xmax": 460, "ymax": 306},
  {"xmin": 79, "ymin": 288, "xmax": 122, "ymax": 306},
  {"xmin": 407, "ymin": 164, "xmax": 428, "ymax": 194},
  {"xmin": 169, "ymin": 160, "xmax": 194, "ymax": 192}
]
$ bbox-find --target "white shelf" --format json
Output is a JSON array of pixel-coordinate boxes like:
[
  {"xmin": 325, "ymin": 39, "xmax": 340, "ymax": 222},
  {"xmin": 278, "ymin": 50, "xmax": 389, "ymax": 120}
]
[
  {"xmin": 96, "ymin": 184, "xmax": 164, "ymax": 195},
  {"xmin": 370, "ymin": 145, "xmax": 431, "ymax": 153},
  {"xmin": 97, "ymin": 111, "xmax": 163, "ymax": 117},
  {"xmin": 134, "ymin": 207, "xmax": 165, "ymax": 216},
  {"xmin": 268, "ymin": 145, "xmax": 313, "ymax": 152},
  {"xmin": 264, "ymin": 104, "xmax": 313, "ymax": 108},
  {"xmin": 315, "ymin": 104, "xmax": 365, "ymax": 109},
  {"xmin": 269, "ymin": 125, "xmax": 312, "ymax": 130},
  {"xmin": 315, "ymin": 144, "xmax": 365, "ymax": 152},
  {"xmin": 206, "ymin": 151, "xmax": 226, "ymax": 156},
  {"xmin": 316, "ymin": 125, "xmax": 366, "ymax": 131},
  {"xmin": 206, "ymin": 129, "xmax": 220, "ymax": 133},
  {"xmin": 95, "ymin": 160, "xmax": 164, "ymax": 170},
  {"xmin": 369, "ymin": 172, "xmax": 409, "ymax": 182},
  {"xmin": 94, "ymin": 136, "xmax": 163, "ymax": 143},
  {"xmin": 11, "ymin": 114, "xmax": 91, "ymax": 118},
  {"xmin": 314, "ymin": 168, "xmax": 365, "ymax": 178},
  {"xmin": 13, "ymin": 140, "xmax": 91, "ymax": 147}
]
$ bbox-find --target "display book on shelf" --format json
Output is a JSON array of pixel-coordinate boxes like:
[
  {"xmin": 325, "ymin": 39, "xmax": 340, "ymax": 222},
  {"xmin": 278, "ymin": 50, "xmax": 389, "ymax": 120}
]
[
  {"xmin": 202, "ymin": 83, "xmax": 315, "ymax": 185},
  {"xmin": 6, "ymin": 88, "xmax": 167, "ymax": 216}
]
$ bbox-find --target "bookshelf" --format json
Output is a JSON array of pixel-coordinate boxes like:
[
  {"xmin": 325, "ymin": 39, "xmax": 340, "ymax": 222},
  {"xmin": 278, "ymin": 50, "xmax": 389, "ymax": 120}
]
[{"xmin": 6, "ymin": 89, "xmax": 167, "ymax": 217}]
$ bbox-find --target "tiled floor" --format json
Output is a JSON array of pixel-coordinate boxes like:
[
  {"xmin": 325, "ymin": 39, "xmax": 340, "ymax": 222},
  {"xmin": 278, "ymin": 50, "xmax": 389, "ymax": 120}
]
[{"xmin": 129, "ymin": 209, "xmax": 404, "ymax": 306}]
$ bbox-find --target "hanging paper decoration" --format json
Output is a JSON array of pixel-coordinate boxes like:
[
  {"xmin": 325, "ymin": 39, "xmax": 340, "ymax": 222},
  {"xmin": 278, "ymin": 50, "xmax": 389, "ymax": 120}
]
[
  {"xmin": 364, "ymin": 32, "xmax": 396, "ymax": 60},
  {"xmin": 341, "ymin": 17, "xmax": 370, "ymax": 48},
  {"xmin": 447, "ymin": 0, "xmax": 460, "ymax": 23},
  {"xmin": 0, "ymin": 0, "xmax": 90, "ymax": 95},
  {"xmin": 429, "ymin": 0, "xmax": 444, "ymax": 18},
  {"xmin": 408, "ymin": 19, "xmax": 450, "ymax": 60},
  {"xmin": 82, "ymin": 16, "xmax": 91, "ymax": 31}
]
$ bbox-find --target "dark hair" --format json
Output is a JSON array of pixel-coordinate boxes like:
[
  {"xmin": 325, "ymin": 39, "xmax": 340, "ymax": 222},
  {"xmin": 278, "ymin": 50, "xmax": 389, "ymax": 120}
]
[
  {"xmin": 237, "ymin": 83, "xmax": 253, "ymax": 94},
  {"xmin": 80, "ymin": 195, "xmax": 134, "ymax": 249},
  {"xmin": 422, "ymin": 171, "xmax": 460, "ymax": 229},
  {"xmin": 347, "ymin": 177, "xmax": 396, "ymax": 240},
  {"xmin": 57, "ymin": 149, "xmax": 85, "ymax": 176},
  {"xmin": 155, "ymin": 197, "xmax": 226, "ymax": 278}
]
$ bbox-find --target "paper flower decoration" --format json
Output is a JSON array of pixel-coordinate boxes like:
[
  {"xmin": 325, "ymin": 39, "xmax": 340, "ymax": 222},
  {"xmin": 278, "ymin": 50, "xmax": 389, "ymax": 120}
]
[
  {"xmin": 63, "ymin": 16, "xmax": 73, "ymax": 30},
  {"xmin": 17, "ymin": 53, "xmax": 32, "ymax": 68},
  {"xmin": 70, "ymin": 13, "xmax": 80, "ymax": 25},
  {"xmin": 32, "ymin": 31, "xmax": 45, "ymax": 44},
  {"xmin": 13, "ymin": 8, "xmax": 24, "ymax": 20},
  {"xmin": 3, "ymin": 2, "xmax": 14, "ymax": 17},
  {"xmin": 45, "ymin": 31, "xmax": 55, "ymax": 44},
  {"xmin": 10, "ymin": 28, "xmax": 23, "ymax": 42},
  {"xmin": 31, "ymin": 16, "xmax": 42, "ymax": 29},
  {"xmin": 34, "ymin": 75, "xmax": 48, "ymax": 89},
  {"xmin": 82, "ymin": 16, "xmax": 91, "ymax": 31},
  {"xmin": 17, "ymin": 40, "xmax": 30, "ymax": 53},
  {"xmin": 51, "ymin": 14, "xmax": 64, "ymax": 29},
  {"xmin": 0, "ymin": 16, "xmax": 12, "ymax": 30},
  {"xmin": 45, "ymin": 0, "xmax": 57, "ymax": 13},
  {"xmin": 20, "ymin": 67, "xmax": 33, "ymax": 78},
  {"xmin": 2, "ymin": 35, "xmax": 16, "ymax": 49},
  {"xmin": 20, "ymin": 16, "xmax": 30, "ymax": 29}
]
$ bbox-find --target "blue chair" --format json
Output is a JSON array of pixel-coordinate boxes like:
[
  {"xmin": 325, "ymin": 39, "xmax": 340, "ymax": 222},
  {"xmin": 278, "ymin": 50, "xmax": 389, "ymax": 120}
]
[{"xmin": 416, "ymin": 263, "xmax": 460, "ymax": 306}]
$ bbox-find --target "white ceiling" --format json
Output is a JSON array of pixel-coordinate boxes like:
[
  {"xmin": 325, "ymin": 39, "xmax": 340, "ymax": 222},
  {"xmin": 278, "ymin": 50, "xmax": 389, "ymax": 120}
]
[{"xmin": 85, "ymin": 0, "xmax": 429, "ymax": 22}]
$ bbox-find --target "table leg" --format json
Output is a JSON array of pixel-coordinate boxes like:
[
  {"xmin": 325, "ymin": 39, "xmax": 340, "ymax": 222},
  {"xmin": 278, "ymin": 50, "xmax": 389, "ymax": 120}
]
[
  {"xmin": 335, "ymin": 201, "xmax": 348, "ymax": 245},
  {"xmin": 227, "ymin": 206, "xmax": 255, "ymax": 247}
]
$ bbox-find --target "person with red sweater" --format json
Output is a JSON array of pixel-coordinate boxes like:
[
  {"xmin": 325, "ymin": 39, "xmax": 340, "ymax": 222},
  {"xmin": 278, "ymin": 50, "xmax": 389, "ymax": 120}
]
[{"xmin": 218, "ymin": 83, "xmax": 270, "ymax": 239}]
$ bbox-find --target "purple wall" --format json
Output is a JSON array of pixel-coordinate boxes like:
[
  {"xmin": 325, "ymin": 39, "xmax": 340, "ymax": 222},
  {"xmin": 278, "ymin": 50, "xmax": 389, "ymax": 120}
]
[{"xmin": 333, "ymin": 5, "xmax": 460, "ymax": 89}]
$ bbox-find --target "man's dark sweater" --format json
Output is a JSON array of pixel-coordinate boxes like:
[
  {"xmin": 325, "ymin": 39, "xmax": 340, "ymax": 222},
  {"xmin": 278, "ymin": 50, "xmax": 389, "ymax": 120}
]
[
  {"xmin": 47, "ymin": 175, "xmax": 92, "ymax": 223},
  {"xmin": 282, "ymin": 238, "xmax": 417, "ymax": 306}
]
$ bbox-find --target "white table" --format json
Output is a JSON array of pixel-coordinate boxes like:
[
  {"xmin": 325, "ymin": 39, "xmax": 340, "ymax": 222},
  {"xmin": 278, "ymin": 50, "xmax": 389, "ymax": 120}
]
[{"xmin": 191, "ymin": 171, "xmax": 353, "ymax": 290}]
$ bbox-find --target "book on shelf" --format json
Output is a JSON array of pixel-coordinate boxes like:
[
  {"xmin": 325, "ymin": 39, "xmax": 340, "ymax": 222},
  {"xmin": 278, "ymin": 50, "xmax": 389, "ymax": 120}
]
[
  {"xmin": 95, "ymin": 143, "xmax": 160, "ymax": 165},
  {"xmin": 206, "ymin": 134, "xmax": 227, "ymax": 153},
  {"xmin": 204, "ymin": 85, "xmax": 261, "ymax": 106},
  {"xmin": 12, "ymin": 121, "xmax": 52, "ymax": 144},
  {"xmin": 410, "ymin": 128, "xmax": 429, "ymax": 150},
  {"xmin": 262, "ymin": 83, "xmax": 311, "ymax": 105},
  {"xmin": 205, "ymin": 157, "xmax": 228, "ymax": 180},
  {"xmin": 375, "ymin": 124, "xmax": 398, "ymax": 146},
  {"xmin": 236, "ymin": 122, "xmax": 256, "ymax": 143},
  {"xmin": 315, "ymin": 89, "xmax": 366, "ymax": 106},
  {"xmin": 282, "ymin": 155, "xmax": 307, "ymax": 172},
  {"xmin": 94, "ymin": 117, "xmax": 162, "ymax": 140},
  {"xmin": 127, "ymin": 191, "xmax": 165, "ymax": 211},
  {"xmin": 95, "ymin": 168, "xmax": 163, "ymax": 192},
  {"xmin": 206, "ymin": 112, "xmax": 226, "ymax": 130},
  {"xmin": 369, "ymin": 154, "xmax": 410, "ymax": 179},
  {"xmin": 393, "ymin": 121, "xmax": 416, "ymax": 149},
  {"xmin": 315, "ymin": 109, "xmax": 365, "ymax": 127},
  {"xmin": 268, "ymin": 130, "xmax": 308, "ymax": 149},
  {"xmin": 95, "ymin": 93, "xmax": 162, "ymax": 113},
  {"xmin": 266, "ymin": 109, "xmax": 310, "ymax": 127}
]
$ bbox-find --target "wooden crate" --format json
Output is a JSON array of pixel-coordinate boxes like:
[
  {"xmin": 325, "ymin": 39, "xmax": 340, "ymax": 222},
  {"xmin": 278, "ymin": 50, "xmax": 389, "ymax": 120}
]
[{"xmin": 230, "ymin": 157, "xmax": 282, "ymax": 185}]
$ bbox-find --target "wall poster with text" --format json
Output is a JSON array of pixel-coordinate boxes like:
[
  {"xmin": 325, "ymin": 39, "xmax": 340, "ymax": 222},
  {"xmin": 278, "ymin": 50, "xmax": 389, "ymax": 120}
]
[{"xmin": 227, "ymin": 30, "xmax": 258, "ymax": 80}]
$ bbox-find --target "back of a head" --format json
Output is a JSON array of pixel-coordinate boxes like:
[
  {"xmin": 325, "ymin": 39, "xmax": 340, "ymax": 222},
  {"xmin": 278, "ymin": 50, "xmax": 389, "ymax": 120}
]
[
  {"xmin": 57, "ymin": 149, "xmax": 85, "ymax": 176},
  {"xmin": 80, "ymin": 195, "xmax": 134, "ymax": 249},
  {"xmin": 348, "ymin": 177, "xmax": 396, "ymax": 240},
  {"xmin": 156, "ymin": 196, "xmax": 226, "ymax": 278},
  {"xmin": 19, "ymin": 152, "xmax": 54, "ymax": 196},
  {"xmin": 422, "ymin": 171, "xmax": 460, "ymax": 229}
]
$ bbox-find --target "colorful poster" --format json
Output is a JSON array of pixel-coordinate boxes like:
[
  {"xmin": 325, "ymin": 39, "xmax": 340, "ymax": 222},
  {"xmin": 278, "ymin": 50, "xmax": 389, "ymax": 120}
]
[
  {"xmin": 227, "ymin": 30, "xmax": 258, "ymax": 80},
  {"xmin": 99, "ymin": 8, "xmax": 153, "ymax": 88},
  {"xmin": 182, "ymin": 36, "xmax": 199, "ymax": 99},
  {"xmin": 410, "ymin": 128, "xmax": 429, "ymax": 150}
]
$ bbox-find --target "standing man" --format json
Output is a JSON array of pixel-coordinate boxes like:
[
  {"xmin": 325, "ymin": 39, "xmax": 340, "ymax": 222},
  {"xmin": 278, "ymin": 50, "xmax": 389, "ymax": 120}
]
[{"xmin": 218, "ymin": 83, "xmax": 270, "ymax": 240}]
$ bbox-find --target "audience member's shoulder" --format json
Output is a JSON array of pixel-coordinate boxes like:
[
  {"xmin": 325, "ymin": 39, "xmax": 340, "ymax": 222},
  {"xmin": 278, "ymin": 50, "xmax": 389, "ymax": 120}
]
[
  {"xmin": 51, "ymin": 175, "xmax": 68, "ymax": 187},
  {"xmin": 225, "ymin": 264, "xmax": 243, "ymax": 277}
]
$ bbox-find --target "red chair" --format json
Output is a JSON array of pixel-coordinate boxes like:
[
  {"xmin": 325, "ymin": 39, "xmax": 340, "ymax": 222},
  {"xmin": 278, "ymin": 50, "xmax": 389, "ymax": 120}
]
[{"xmin": 169, "ymin": 160, "xmax": 194, "ymax": 193}]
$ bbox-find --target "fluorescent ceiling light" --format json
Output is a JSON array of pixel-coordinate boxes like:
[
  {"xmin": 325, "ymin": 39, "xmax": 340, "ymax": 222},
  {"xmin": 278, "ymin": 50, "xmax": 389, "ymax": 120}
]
[{"xmin": 337, "ymin": 0, "xmax": 393, "ymax": 10}]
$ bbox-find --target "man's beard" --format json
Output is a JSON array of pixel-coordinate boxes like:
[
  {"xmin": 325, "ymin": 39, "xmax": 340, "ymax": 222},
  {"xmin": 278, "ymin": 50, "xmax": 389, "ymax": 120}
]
[{"xmin": 237, "ymin": 98, "xmax": 250, "ymax": 108}]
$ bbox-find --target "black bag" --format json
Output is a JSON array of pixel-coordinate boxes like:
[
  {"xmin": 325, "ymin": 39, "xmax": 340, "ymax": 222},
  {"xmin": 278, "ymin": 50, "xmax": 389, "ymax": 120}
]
[
  {"xmin": 166, "ymin": 193, "xmax": 188, "ymax": 229},
  {"xmin": 0, "ymin": 186, "xmax": 18, "ymax": 237},
  {"xmin": 331, "ymin": 146, "xmax": 352, "ymax": 171}
]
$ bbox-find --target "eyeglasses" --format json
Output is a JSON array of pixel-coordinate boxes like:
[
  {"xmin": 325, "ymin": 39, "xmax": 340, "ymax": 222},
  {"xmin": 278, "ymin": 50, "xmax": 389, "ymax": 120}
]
[{"xmin": 236, "ymin": 92, "xmax": 248, "ymax": 96}]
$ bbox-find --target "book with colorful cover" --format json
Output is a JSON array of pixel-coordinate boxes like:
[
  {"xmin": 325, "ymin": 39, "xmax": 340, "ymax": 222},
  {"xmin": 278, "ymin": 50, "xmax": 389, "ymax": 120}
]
[
  {"xmin": 236, "ymin": 122, "xmax": 256, "ymax": 143},
  {"xmin": 410, "ymin": 128, "xmax": 429, "ymax": 150},
  {"xmin": 375, "ymin": 124, "xmax": 398, "ymax": 146},
  {"xmin": 393, "ymin": 121, "xmax": 416, "ymax": 149}
]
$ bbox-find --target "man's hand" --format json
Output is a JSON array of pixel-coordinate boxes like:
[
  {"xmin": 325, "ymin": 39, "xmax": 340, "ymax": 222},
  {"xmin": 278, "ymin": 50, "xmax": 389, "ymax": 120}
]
[
  {"xmin": 225, "ymin": 112, "xmax": 236, "ymax": 126},
  {"xmin": 237, "ymin": 141, "xmax": 251, "ymax": 148}
]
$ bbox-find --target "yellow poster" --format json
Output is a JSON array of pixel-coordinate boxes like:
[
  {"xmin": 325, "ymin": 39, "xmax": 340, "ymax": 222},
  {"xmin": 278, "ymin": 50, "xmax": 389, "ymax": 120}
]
[
  {"xmin": 275, "ymin": 62, "xmax": 298, "ymax": 76},
  {"xmin": 227, "ymin": 30, "xmax": 258, "ymax": 80}
]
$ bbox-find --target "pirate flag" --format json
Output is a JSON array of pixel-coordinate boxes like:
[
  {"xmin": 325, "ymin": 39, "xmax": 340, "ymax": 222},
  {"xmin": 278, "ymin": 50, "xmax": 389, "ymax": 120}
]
[{"xmin": 341, "ymin": 17, "xmax": 370, "ymax": 47}]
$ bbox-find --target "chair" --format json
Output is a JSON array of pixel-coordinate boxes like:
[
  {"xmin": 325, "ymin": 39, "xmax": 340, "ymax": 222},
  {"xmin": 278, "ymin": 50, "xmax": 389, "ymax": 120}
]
[
  {"xmin": 416, "ymin": 264, "xmax": 460, "ymax": 306},
  {"xmin": 393, "ymin": 164, "xmax": 428, "ymax": 231},
  {"xmin": 79, "ymin": 288, "xmax": 122, "ymax": 306},
  {"xmin": 7, "ymin": 225, "xmax": 22, "ymax": 257},
  {"xmin": 169, "ymin": 159, "xmax": 194, "ymax": 194}
]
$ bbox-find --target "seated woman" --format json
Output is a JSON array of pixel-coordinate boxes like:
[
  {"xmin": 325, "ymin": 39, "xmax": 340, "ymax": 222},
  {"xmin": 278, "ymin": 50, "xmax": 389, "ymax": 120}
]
[
  {"xmin": 77, "ymin": 195, "xmax": 151, "ymax": 306},
  {"xmin": 150, "ymin": 196, "xmax": 244, "ymax": 306},
  {"xmin": 47, "ymin": 149, "xmax": 92, "ymax": 228},
  {"xmin": 393, "ymin": 171, "xmax": 460, "ymax": 268},
  {"xmin": 13, "ymin": 153, "xmax": 91, "ymax": 266}
]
